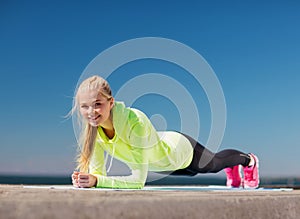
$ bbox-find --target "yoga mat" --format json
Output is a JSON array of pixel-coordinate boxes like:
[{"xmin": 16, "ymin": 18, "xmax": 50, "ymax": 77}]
[{"xmin": 23, "ymin": 185, "xmax": 294, "ymax": 192}]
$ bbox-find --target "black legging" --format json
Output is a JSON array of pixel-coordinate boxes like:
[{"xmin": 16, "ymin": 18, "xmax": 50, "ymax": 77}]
[{"xmin": 168, "ymin": 133, "xmax": 251, "ymax": 176}]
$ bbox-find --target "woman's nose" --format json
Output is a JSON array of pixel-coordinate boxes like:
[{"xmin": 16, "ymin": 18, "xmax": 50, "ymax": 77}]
[{"xmin": 87, "ymin": 106, "xmax": 94, "ymax": 114}]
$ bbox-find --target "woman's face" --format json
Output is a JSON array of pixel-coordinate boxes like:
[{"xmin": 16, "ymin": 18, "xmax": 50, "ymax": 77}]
[{"xmin": 78, "ymin": 89, "xmax": 114, "ymax": 127}]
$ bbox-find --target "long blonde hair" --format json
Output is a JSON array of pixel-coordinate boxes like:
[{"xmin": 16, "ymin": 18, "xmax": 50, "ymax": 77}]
[{"xmin": 71, "ymin": 75, "xmax": 112, "ymax": 172}]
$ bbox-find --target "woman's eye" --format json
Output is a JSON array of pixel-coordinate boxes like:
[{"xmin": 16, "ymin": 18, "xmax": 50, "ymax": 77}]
[
  {"xmin": 81, "ymin": 105, "xmax": 88, "ymax": 109},
  {"xmin": 95, "ymin": 102, "xmax": 102, "ymax": 107}
]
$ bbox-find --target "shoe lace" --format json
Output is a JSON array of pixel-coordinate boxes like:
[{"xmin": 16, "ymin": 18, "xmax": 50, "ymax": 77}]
[
  {"xmin": 244, "ymin": 164, "xmax": 256, "ymax": 180},
  {"xmin": 225, "ymin": 168, "xmax": 234, "ymax": 179}
]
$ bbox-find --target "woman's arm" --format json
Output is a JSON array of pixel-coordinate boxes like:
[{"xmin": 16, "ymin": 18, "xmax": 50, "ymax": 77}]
[
  {"xmin": 90, "ymin": 122, "xmax": 150, "ymax": 189},
  {"xmin": 93, "ymin": 167, "xmax": 148, "ymax": 189}
]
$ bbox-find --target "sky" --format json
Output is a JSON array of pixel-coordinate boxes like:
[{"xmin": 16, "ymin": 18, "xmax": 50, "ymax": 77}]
[{"xmin": 0, "ymin": 0, "xmax": 299, "ymax": 177}]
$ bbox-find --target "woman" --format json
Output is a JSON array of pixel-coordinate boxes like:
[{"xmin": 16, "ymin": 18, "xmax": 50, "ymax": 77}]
[{"xmin": 71, "ymin": 75, "xmax": 259, "ymax": 189}]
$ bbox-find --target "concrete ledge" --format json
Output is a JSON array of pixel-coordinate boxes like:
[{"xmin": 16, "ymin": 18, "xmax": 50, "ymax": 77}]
[{"xmin": 0, "ymin": 185, "xmax": 299, "ymax": 219}]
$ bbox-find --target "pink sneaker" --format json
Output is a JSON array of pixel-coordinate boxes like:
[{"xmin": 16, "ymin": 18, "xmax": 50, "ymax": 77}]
[
  {"xmin": 243, "ymin": 153, "xmax": 259, "ymax": 188},
  {"xmin": 224, "ymin": 165, "xmax": 242, "ymax": 188}
]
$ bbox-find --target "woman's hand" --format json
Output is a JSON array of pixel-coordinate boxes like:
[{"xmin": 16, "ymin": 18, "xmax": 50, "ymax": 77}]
[{"xmin": 71, "ymin": 171, "xmax": 97, "ymax": 188}]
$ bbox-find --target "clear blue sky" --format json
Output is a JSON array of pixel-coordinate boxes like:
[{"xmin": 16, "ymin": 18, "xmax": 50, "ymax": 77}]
[{"xmin": 0, "ymin": 0, "xmax": 299, "ymax": 177}]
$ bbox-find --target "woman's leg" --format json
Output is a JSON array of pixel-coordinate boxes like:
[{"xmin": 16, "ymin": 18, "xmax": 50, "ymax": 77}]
[{"xmin": 180, "ymin": 133, "xmax": 251, "ymax": 174}]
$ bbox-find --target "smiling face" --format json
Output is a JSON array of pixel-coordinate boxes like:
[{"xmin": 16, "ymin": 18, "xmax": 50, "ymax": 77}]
[{"xmin": 78, "ymin": 89, "xmax": 114, "ymax": 127}]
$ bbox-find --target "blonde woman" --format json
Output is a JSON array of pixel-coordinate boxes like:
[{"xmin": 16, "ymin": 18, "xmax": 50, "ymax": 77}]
[{"xmin": 71, "ymin": 75, "xmax": 259, "ymax": 189}]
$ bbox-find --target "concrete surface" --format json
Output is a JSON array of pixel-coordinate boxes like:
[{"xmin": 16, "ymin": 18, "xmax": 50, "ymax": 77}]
[{"xmin": 0, "ymin": 184, "xmax": 299, "ymax": 219}]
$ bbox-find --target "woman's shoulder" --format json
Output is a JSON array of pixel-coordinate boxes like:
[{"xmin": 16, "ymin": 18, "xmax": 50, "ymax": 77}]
[
  {"xmin": 113, "ymin": 101, "xmax": 146, "ymax": 124},
  {"xmin": 112, "ymin": 101, "xmax": 152, "ymax": 140}
]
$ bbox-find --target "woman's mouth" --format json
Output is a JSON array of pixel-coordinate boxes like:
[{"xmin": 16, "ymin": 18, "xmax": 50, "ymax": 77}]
[{"xmin": 88, "ymin": 115, "xmax": 101, "ymax": 121}]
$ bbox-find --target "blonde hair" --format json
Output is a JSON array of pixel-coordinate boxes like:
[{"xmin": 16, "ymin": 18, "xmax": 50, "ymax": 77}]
[{"xmin": 71, "ymin": 75, "xmax": 112, "ymax": 172}]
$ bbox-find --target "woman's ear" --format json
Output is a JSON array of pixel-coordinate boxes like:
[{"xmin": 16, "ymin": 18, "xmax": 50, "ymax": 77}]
[{"xmin": 109, "ymin": 97, "xmax": 115, "ymax": 109}]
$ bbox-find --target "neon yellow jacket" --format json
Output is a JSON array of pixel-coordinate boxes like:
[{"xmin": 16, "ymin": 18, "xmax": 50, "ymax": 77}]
[{"xmin": 89, "ymin": 101, "xmax": 193, "ymax": 189}]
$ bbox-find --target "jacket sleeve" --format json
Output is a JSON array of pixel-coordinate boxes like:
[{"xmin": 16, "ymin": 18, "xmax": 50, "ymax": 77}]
[
  {"xmin": 93, "ymin": 168, "xmax": 148, "ymax": 189},
  {"xmin": 90, "ymin": 122, "xmax": 150, "ymax": 189},
  {"xmin": 89, "ymin": 140, "xmax": 107, "ymax": 176}
]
